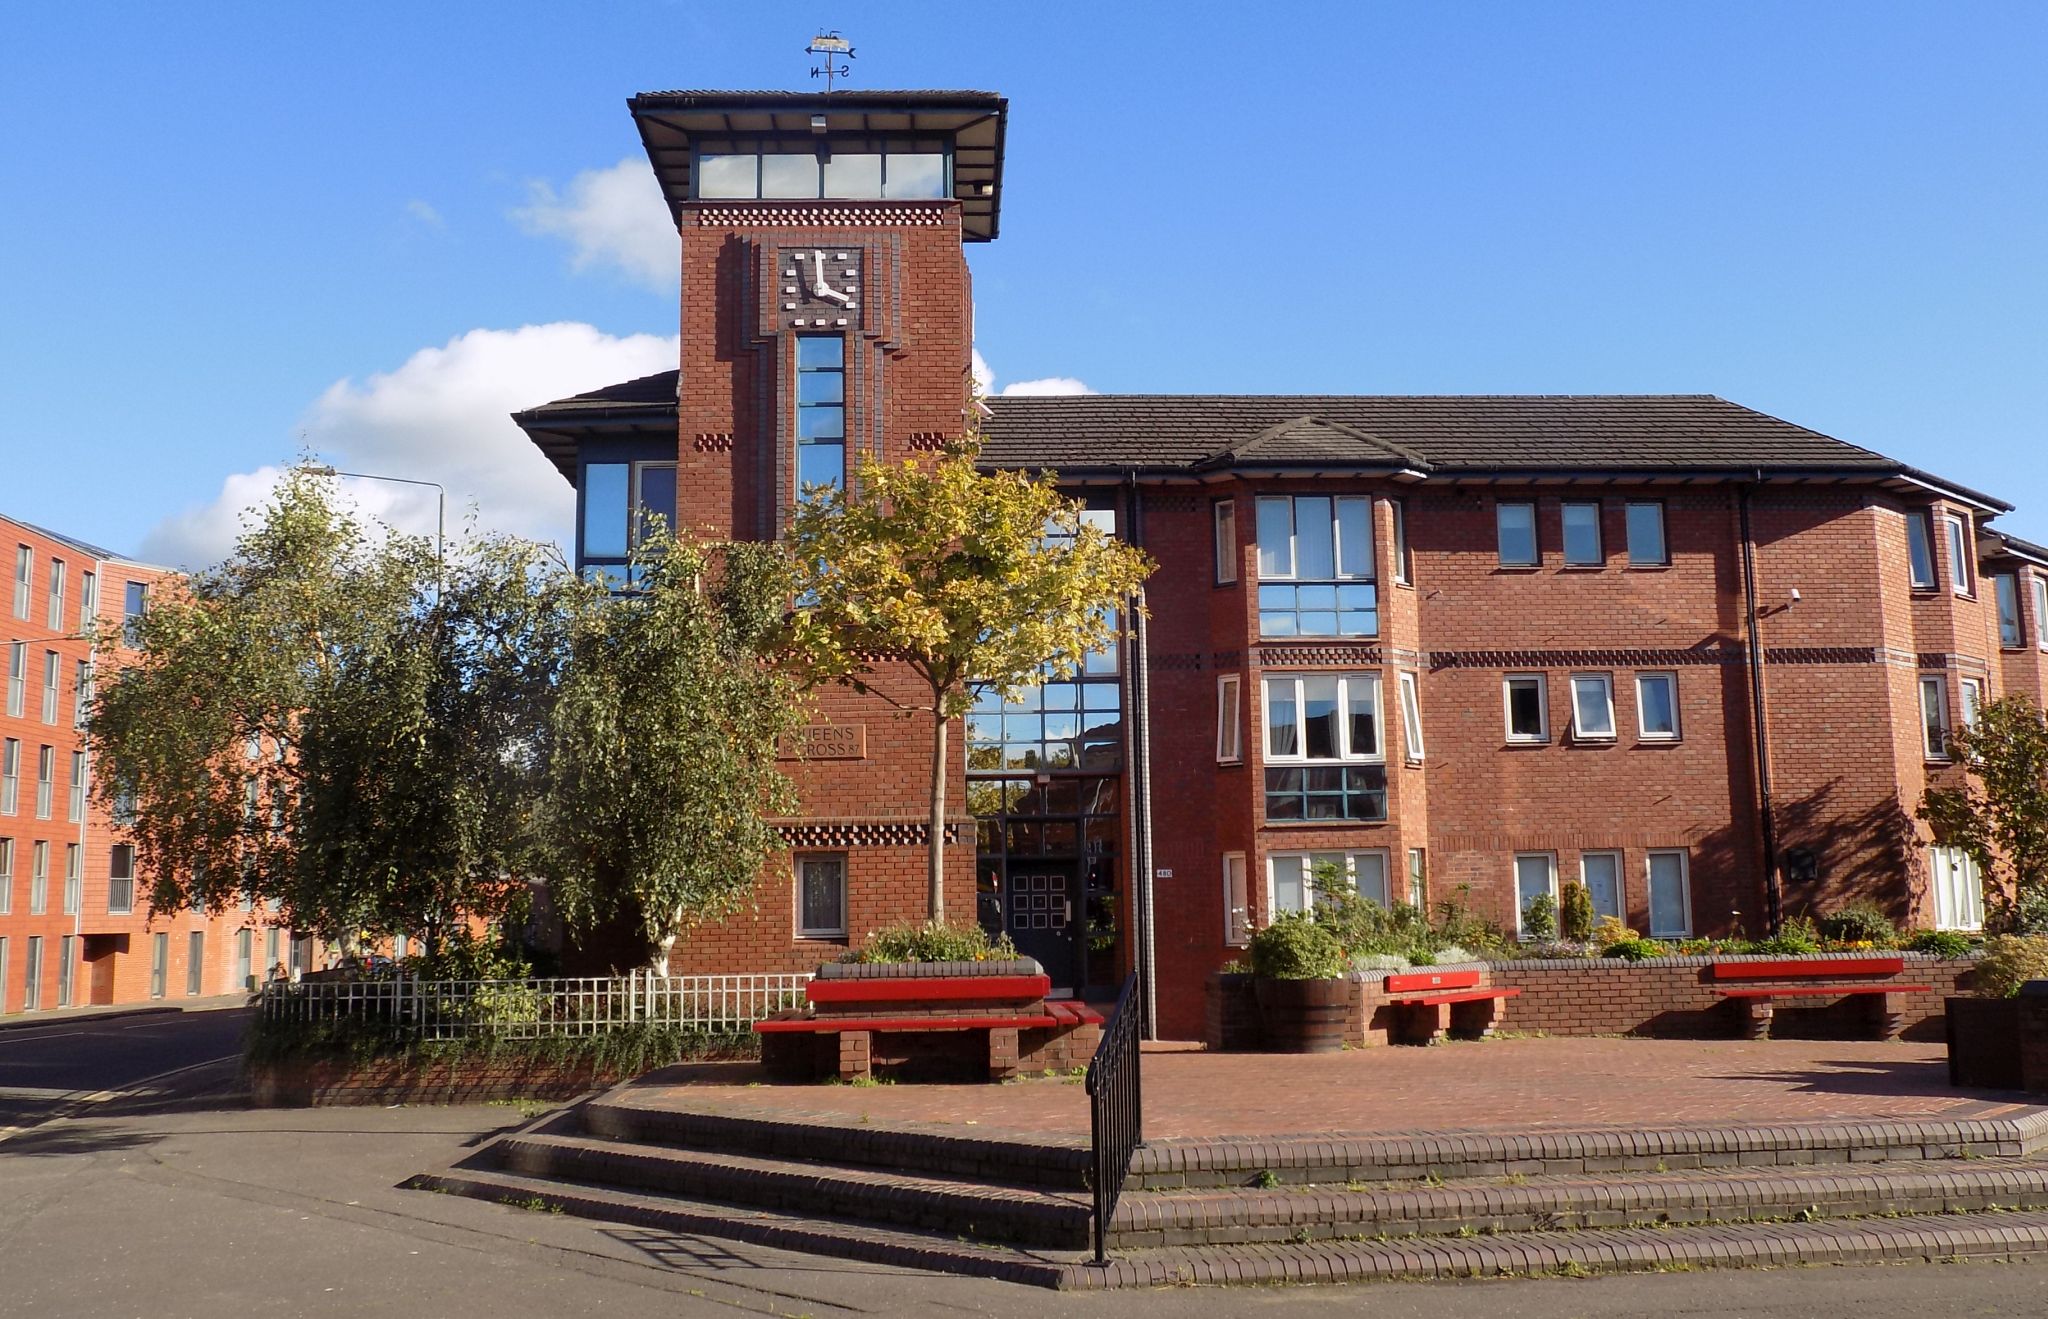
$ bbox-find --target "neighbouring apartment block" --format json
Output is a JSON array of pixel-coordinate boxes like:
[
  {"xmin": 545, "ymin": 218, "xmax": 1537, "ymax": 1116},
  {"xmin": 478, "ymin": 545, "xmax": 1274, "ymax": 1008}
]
[
  {"xmin": 505, "ymin": 86, "xmax": 2043, "ymax": 1040},
  {"xmin": 0, "ymin": 515, "xmax": 311, "ymax": 1014}
]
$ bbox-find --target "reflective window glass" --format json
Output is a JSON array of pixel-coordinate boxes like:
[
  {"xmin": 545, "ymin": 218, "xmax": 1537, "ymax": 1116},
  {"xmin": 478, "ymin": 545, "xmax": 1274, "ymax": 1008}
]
[
  {"xmin": 883, "ymin": 152, "xmax": 947, "ymax": 198},
  {"xmin": 759, "ymin": 153, "xmax": 818, "ymax": 197},
  {"xmin": 581, "ymin": 463, "xmax": 629, "ymax": 559},
  {"xmin": 822, "ymin": 152, "xmax": 883, "ymax": 197}
]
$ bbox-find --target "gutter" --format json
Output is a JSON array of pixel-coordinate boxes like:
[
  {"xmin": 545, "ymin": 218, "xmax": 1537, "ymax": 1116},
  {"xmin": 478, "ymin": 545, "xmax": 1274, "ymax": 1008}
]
[
  {"xmin": 1123, "ymin": 471, "xmax": 1158, "ymax": 1040},
  {"xmin": 1738, "ymin": 481, "xmax": 1783, "ymax": 935}
]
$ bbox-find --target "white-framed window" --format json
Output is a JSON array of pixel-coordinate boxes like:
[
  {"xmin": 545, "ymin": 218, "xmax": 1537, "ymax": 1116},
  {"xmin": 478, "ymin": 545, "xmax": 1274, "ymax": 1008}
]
[
  {"xmin": 1262, "ymin": 673, "xmax": 1386, "ymax": 820},
  {"xmin": 13, "ymin": 545, "xmax": 31, "ymax": 621},
  {"xmin": 1406, "ymin": 847, "xmax": 1427, "ymax": 908},
  {"xmin": 1396, "ymin": 671, "xmax": 1424, "ymax": 763},
  {"xmin": 122, "ymin": 580, "xmax": 149, "ymax": 648},
  {"xmin": 795, "ymin": 853, "xmax": 848, "ymax": 939},
  {"xmin": 1929, "ymin": 844, "xmax": 1985, "ymax": 931},
  {"xmin": 109, "ymin": 843, "xmax": 135, "ymax": 915},
  {"xmin": 1626, "ymin": 501, "xmax": 1668, "ymax": 566},
  {"xmin": 78, "ymin": 570, "xmax": 96, "ymax": 632},
  {"xmin": 1223, "ymin": 852, "xmax": 1249, "ymax": 946},
  {"xmin": 1213, "ymin": 499, "xmax": 1237, "ymax": 584},
  {"xmin": 1389, "ymin": 499, "xmax": 1411, "ymax": 586},
  {"xmin": 1919, "ymin": 674, "xmax": 1951, "ymax": 760},
  {"xmin": 1513, "ymin": 852, "xmax": 1557, "ymax": 935},
  {"xmin": 35, "ymin": 745, "xmax": 53, "ymax": 819},
  {"xmin": 1995, "ymin": 574, "xmax": 2023, "ymax": 647},
  {"xmin": 29, "ymin": 840, "xmax": 49, "ymax": 914},
  {"xmin": 1635, "ymin": 672, "xmax": 1680, "ymax": 740},
  {"xmin": 5, "ymin": 642, "xmax": 21, "ymax": 718},
  {"xmin": 45, "ymin": 558, "xmax": 64, "ymax": 632},
  {"xmin": 1960, "ymin": 677, "xmax": 1984, "ymax": 731},
  {"xmin": 1945, "ymin": 514, "xmax": 1974, "ymax": 597},
  {"xmin": 1906, "ymin": 510, "xmax": 1937, "ymax": 589},
  {"xmin": 1580, "ymin": 850, "xmax": 1624, "ymax": 921},
  {"xmin": 1504, "ymin": 673, "xmax": 1549, "ymax": 743},
  {"xmin": 1561, "ymin": 501, "xmax": 1602, "ymax": 566},
  {"xmin": 40, "ymin": 651, "xmax": 58, "ymax": 724},
  {"xmin": 1269, "ymin": 849, "xmax": 1391, "ymax": 917},
  {"xmin": 0, "ymin": 838, "xmax": 12, "ymax": 914},
  {"xmin": 67, "ymin": 751, "xmax": 85, "ymax": 822},
  {"xmin": 62, "ymin": 844, "xmax": 80, "ymax": 916},
  {"xmin": 1215, "ymin": 674, "xmax": 1242, "ymax": 763},
  {"xmin": 73, "ymin": 660, "xmax": 91, "ymax": 729},
  {"xmin": 1646, "ymin": 849, "xmax": 1692, "ymax": 937},
  {"xmin": 1255, "ymin": 495, "xmax": 1376, "ymax": 637},
  {"xmin": 2037, "ymin": 575, "xmax": 2048, "ymax": 653},
  {"xmin": 1570, "ymin": 673, "xmax": 1616, "ymax": 740},
  {"xmin": 1496, "ymin": 501, "xmax": 1538, "ymax": 567},
  {"xmin": 0, "ymin": 738, "xmax": 15, "ymax": 815}
]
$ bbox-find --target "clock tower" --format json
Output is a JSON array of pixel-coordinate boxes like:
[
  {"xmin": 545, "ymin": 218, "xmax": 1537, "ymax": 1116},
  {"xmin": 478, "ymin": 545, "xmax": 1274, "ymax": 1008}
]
[{"xmin": 627, "ymin": 89, "xmax": 1008, "ymax": 540}]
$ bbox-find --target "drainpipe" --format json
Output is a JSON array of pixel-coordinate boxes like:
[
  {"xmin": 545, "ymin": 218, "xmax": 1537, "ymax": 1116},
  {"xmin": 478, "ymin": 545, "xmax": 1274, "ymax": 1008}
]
[
  {"xmin": 1738, "ymin": 480, "xmax": 1783, "ymax": 935},
  {"xmin": 1124, "ymin": 472, "xmax": 1158, "ymax": 1039}
]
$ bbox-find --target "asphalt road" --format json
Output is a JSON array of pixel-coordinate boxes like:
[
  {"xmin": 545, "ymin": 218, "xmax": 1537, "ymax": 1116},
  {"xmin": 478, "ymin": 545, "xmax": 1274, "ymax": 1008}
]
[
  {"xmin": 3, "ymin": 1013, "xmax": 2047, "ymax": 1317},
  {"xmin": 0, "ymin": 1006, "xmax": 247, "ymax": 1137}
]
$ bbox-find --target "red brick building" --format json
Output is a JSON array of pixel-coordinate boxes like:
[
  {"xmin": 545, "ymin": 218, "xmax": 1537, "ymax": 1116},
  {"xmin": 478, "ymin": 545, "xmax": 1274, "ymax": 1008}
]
[
  {"xmin": 515, "ymin": 87, "xmax": 2042, "ymax": 1039},
  {"xmin": 1, "ymin": 515, "xmax": 307, "ymax": 1014}
]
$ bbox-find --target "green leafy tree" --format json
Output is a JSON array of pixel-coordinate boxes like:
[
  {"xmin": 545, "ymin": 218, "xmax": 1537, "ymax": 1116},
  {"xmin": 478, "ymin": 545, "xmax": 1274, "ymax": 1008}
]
[
  {"xmin": 1920, "ymin": 694, "xmax": 2048, "ymax": 931},
  {"xmin": 90, "ymin": 466, "xmax": 575, "ymax": 945},
  {"xmin": 785, "ymin": 444, "xmax": 1153, "ymax": 921},
  {"xmin": 541, "ymin": 534, "xmax": 809, "ymax": 972}
]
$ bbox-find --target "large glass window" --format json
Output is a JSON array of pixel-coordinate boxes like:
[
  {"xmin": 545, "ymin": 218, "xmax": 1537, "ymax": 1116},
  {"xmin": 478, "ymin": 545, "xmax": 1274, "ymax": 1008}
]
[
  {"xmin": 696, "ymin": 146, "xmax": 950, "ymax": 200},
  {"xmin": 1561, "ymin": 502, "xmax": 1602, "ymax": 566},
  {"xmin": 1255, "ymin": 495, "xmax": 1376, "ymax": 637},
  {"xmin": 796, "ymin": 335, "xmax": 846, "ymax": 492},
  {"xmin": 1580, "ymin": 851, "xmax": 1623, "ymax": 921},
  {"xmin": 796, "ymin": 854, "xmax": 848, "ymax": 939},
  {"xmin": 1930, "ymin": 844, "xmax": 1984, "ymax": 931},
  {"xmin": 579, "ymin": 458, "xmax": 678, "ymax": 586},
  {"xmin": 1496, "ymin": 502, "xmax": 1537, "ymax": 566},
  {"xmin": 1268, "ymin": 850, "xmax": 1391, "ymax": 917},
  {"xmin": 1626, "ymin": 502, "xmax": 1668, "ymax": 566},
  {"xmin": 1262, "ymin": 673, "xmax": 1386, "ymax": 821},
  {"xmin": 1996, "ymin": 574, "xmax": 2023, "ymax": 647},
  {"xmin": 968, "ymin": 675, "xmax": 1121, "ymax": 774},
  {"xmin": 1906, "ymin": 511, "xmax": 1936, "ymax": 588},
  {"xmin": 1647, "ymin": 850, "xmax": 1691, "ymax": 936},
  {"xmin": 1514, "ymin": 853, "xmax": 1557, "ymax": 936}
]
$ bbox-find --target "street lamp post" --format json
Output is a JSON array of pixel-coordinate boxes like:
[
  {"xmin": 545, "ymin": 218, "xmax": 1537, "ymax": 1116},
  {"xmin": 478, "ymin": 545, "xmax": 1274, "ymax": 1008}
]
[{"xmin": 310, "ymin": 465, "xmax": 446, "ymax": 576}]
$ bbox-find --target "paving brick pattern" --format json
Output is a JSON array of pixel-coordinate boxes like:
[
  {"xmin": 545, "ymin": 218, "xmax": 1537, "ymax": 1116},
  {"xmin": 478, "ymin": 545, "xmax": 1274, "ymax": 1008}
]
[{"xmin": 625, "ymin": 1038, "xmax": 2035, "ymax": 1140}]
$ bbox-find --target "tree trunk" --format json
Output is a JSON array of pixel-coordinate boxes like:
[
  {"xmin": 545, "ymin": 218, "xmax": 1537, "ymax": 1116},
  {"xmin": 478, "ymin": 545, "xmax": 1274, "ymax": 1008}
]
[
  {"xmin": 929, "ymin": 708, "xmax": 948, "ymax": 922},
  {"xmin": 653, "ymin": 932, "xmax": 675, "ymax": 978}
]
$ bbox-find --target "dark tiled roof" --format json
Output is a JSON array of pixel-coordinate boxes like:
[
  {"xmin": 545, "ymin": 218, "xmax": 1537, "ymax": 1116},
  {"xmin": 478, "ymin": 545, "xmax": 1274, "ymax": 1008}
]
[
  {"xmin": 1986, "ymin": 527, "xmax": 2048, "ymax": 565},
  {"xmin": 629, "ymin": 89, "xmax": 1002, "ymax": 107},
  {"xmin": 1, "ymin": 514, "xmax": 122, "ymax": 561},
  {"xmin": 977, "ymin": 395, "xmax": 1899, "ymax": 475},
  {"xmin": 515, "ymin": 370, "xmax": 678, "ymax": 417},
  {"xmin": 1198, "ymin": 416, "xmax": 1428, "ymax": 470}
]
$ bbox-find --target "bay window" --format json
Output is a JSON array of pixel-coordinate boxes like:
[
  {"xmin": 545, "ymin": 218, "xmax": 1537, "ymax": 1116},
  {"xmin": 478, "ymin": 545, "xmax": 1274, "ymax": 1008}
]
[
  {"xmin": 1255, "ymin": 495, "xmax": 1376, "ymax": 637},
  {"xmin": 579, "ymin": 457, "xmax": 679, "ymax": 587},
  {"xmin": 1262, "ymin": 673, "xmax": 1385, "ymax": 821}
]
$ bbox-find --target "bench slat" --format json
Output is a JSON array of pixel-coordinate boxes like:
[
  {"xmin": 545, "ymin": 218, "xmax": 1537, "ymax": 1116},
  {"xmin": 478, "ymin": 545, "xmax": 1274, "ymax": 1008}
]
[
  {"xmin": 1717, "ymin": 984, "xmax": 1931, "ymax": 999},
  {"xmin": 756, "ymin": 1013, "xmax": 1060, "ymax": 1034},
  {"xmin": 1388, "ymin": 987, "xmax": 1521, "ymax": 1007},
  {"xmin": 806, "ymin": 975, "xmax": 1050, "ymax": 1005},
  {"xmin": 1709, "ymin": 956, "xmax": 1906, "ymax": 981}
]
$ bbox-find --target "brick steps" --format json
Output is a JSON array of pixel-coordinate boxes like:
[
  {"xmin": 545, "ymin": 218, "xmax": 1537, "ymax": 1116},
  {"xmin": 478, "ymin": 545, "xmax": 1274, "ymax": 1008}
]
[
  {"xmin": 410, "ymin": 1094, "xmax": 2048, "ymax": 1288},
  {"xmin": 1110, "ymin": 1159, "xmax": 2048, "ymax": 1246},
  {"xmin": 492, "ymin": 1131, "xmax": 1092, "ymax": 1249}
]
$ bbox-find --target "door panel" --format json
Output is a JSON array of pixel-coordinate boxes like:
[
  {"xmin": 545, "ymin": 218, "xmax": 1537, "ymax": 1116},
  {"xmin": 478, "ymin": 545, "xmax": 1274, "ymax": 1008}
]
[{"xmin": 1005, "ymin": 865, "xmax": 1081, "ymax": 996}]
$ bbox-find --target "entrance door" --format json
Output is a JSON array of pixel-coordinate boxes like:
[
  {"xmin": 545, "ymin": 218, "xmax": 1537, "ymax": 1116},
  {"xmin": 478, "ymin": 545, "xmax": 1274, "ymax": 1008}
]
[{"xmin": 1004, "ymin": 863, "xmax": 1081, "ymax": 996}]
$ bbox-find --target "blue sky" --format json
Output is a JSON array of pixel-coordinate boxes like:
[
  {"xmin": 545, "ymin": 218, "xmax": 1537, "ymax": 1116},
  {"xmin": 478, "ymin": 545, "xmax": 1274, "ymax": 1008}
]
[{"xmin": 3, "ymin": 2, "xmax": 2044, "ymax": 563}]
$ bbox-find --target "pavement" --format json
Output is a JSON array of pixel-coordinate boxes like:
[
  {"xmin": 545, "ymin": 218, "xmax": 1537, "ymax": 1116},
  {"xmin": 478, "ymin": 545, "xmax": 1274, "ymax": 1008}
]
[
  {"xmin": 0, "ymin": 1003, "xmax": 249, "ymax": 1140},
  {"xmin": 4, "ymin": 1013, "xmax": 2048, "ymax": 1318},
  {"xmin": 622, "ymin": 1036, "xmax": 2041, "ymax": 1140}
]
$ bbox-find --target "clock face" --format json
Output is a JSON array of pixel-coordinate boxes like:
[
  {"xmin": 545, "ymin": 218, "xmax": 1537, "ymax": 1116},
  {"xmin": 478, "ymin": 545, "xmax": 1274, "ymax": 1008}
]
[{"xmin": 778, "ymin": 247, "xmax": 861, "ymax": 328}]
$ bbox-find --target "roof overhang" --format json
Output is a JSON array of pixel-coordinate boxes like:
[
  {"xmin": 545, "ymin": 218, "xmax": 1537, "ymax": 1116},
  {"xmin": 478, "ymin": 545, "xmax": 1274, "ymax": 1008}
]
[
  {"xmin": 512, "ymin": 403, "xmax": 676, "ymax": 482},
  {"xmin": 627, "ymin": 90, "xmax": 1008, "ymax": 241}
]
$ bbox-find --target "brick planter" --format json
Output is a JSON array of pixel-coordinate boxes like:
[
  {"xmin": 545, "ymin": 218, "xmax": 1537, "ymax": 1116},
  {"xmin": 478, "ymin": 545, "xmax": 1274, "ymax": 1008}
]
[{"xmin": 248, "ymin": 1054, "xmax": 633, "ymax": 1107}]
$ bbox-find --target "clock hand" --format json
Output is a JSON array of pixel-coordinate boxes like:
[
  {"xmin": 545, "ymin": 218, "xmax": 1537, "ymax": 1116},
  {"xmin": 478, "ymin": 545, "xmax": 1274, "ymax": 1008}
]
[{"xmin": 810, "ymin": 251, "xmax": 852, "ymax": 304}]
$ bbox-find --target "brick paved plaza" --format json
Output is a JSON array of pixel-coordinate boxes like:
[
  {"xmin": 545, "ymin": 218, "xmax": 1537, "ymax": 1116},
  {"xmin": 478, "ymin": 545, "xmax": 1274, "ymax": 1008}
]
[{"xmin": 633, "ymin": 1038, "xmax": 2039, "ymax": 1140}]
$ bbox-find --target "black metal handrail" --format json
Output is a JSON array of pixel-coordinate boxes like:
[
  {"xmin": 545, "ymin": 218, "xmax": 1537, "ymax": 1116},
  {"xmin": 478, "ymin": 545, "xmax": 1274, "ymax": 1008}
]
[{"xmin": 1084, "ymin": 972, "xmax": 1143, "ymax": 1265}]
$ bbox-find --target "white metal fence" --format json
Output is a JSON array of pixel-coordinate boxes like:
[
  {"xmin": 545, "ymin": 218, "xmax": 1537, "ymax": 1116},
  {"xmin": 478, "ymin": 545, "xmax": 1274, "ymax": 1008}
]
[{"xmin": 259, "ymin": 972, "xmax": 812, "ymax": 1041}]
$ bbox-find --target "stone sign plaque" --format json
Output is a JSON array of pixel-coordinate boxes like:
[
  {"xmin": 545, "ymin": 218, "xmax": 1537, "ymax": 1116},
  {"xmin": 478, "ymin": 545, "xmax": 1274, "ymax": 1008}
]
[{"xmin": 779, "ymin": 724, "xmax": 867, "ymax": 761}]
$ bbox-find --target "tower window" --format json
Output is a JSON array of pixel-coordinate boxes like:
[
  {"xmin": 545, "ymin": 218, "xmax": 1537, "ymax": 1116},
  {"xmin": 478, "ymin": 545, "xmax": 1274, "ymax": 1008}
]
[
  {"xmin": 696, "ymin": 145, "xmax": 950, "ymax": 201},
  {"xmin": 796, "ymin": 336, "xmax": 846, "ymax": 493}
]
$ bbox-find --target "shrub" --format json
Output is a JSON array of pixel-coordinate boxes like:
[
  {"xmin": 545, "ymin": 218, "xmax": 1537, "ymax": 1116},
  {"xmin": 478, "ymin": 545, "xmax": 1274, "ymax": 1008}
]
[
  {"xmin": 847, "ymin": 920, "xmax": 1018, "ymax": 965},
  {"xmin": 1407, "ymin": 948, "xmax": 1438, "ymax": 967},
  {"xmin": 1603, "ymin": 937, "xmax": 1671, "ymax": 962},
  {"xmin": 1756, "ymin": 915, "xmax": 1821, "ymax": 956},
  {"xmin": 1432, "ymin": 944, "xmax": 1476, "ymax": 965},
  {"xmin": 1973, "ymin": 934, "xmax": 2048, "ymax": 998},
  {"xmin": 2001, "ymin": 886, "xmax": 2048, "ymax": 937},
  {"xmin": 1521, "ymin": 892, "xmax": 1558, "ymax": 943},
  {"xmin": 1249, "ymin": 912, "xmax": 1348, "ymax": 980},
  {"xmin": 401, "ymin": 926, "xmax": 532, "ymax": 982},
  {"xmin": 1311, "ymin": 881, "xmax": 1430, "ymax": 958},
  {"xmin": 1815, "ymin": 902, "xmax": 1899, "ymax": 948},
  {"xmin": 1350, "ymin": 952, "xmax": 1410, "ymax": 973},
  {"xmin": 1431, "ymin": 896, "xmax": 1514, "ymax": 957},
  {"xmin": 1590, "ymin": 915, "xmax": 1635, "ymax": 949},
  {"xmin": 1907, "ymin": 929, "xmax": 1975, "ymax": 959},
  {"xmin": 1558, "ymin": 881, "xmax": 1595, "ymax": 942}
]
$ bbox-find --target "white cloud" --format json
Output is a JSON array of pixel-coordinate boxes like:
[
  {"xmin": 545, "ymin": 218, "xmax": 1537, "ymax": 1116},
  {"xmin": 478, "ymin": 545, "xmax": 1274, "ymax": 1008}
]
[
  {"xmin": 512, "ymin": 158, "xmax": 676, "ymax": 290},
  {"xmin": 999, "ymin": 376, "xmax": 1096, "ymax": 397},
  {"xmin": 405, "ymin": 199, "xmax": 445, "ymax": 229},
  {"xmin": 971, "ymin": 349, "xmax": 995, "ymax": 394},
  {"xmin": 142, "ymin": 323, "xmax": 677, "ymax": 570}
]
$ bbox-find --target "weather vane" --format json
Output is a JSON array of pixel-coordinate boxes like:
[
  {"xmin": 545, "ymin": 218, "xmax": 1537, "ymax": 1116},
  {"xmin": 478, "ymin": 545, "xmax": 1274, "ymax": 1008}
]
[{"xmin": 806, "ymin": 31, "xmax": 854, "ymax": 92}]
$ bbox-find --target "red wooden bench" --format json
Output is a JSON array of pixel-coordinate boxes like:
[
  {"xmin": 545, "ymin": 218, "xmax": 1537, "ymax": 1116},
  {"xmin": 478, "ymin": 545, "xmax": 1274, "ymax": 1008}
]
[
  {"xmin": 1383, "ymin": 969, "xmax": 1520, "ymax": 1044},
  {"xmin": 1708, "ymin": 956, "xmax": 1930, "ymax": 1039},
  {"xmin": 753, "ymin": 974, "xmax": 1103, "ymax": 1081}
]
